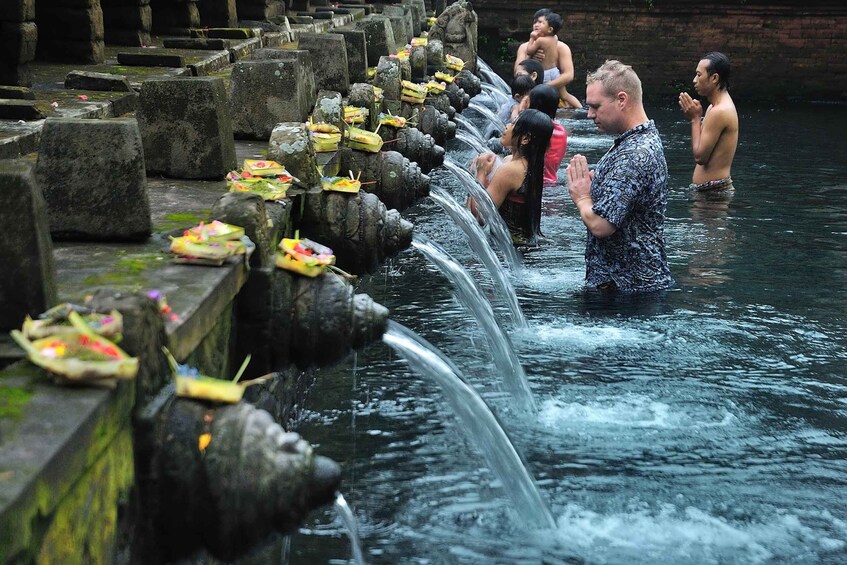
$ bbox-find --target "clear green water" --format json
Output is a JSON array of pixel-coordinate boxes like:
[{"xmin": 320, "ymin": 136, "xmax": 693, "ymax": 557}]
[{"xmin": 290, "ymin": 102, "xmax": 847, "ymax": 564}]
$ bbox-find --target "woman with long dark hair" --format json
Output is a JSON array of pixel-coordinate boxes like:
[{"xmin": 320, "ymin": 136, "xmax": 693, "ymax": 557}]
[{"xmin": 470, "ymin": 108, "xmax": 553, "ymax": 245}]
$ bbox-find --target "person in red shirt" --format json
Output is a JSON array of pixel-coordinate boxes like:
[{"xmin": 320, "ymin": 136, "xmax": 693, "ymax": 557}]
[{"xmin": 519, "ymin": 84, "xmax": 568, "ymax": 185}]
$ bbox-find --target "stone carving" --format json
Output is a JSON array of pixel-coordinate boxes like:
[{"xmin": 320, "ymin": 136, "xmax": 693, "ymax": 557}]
[{"xmin": 428, "ymin": 0, "xmax": 478, "ymax": 74}]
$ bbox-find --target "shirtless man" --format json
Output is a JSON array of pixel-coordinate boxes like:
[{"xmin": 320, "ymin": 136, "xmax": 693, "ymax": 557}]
[
  {"xmin": 513, "ymin": 9, "xmax": 582, "ymax": 109},
  {"xmin": 678, "ymin": 52, "xmax": 738, "ymax": 192}
]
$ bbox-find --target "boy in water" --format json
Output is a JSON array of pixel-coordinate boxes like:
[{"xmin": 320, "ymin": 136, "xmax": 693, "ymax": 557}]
[
  {"xmin": 525, "ymin": 11, "xmax": 582, "ymax": 109},
  {"xmin": 498, "ymin": 74, "xmax": 536, "ymax": 123}
]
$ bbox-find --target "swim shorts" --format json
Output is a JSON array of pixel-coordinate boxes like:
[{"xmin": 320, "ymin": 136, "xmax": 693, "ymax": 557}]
[
  {"xmin": 543, "ymin": 67, "xmax": 561, "ymax": 83},
  {"xmin": 689, "ymin": 177, "xmax": 734, "ymax": 192}
]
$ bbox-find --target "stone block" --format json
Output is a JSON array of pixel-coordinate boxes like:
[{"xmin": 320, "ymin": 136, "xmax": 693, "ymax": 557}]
[
  {"xmin": 0, "ymin": 85, "xmax": 35, "ymax": 99},
  {"xmin": 230, "ymin": 59, "xmax": 316, "ymax": 139},
  {"xmin": 38, "ymin": 6, "xmax": 104, "ymax": 41},
  {"xmin": 296, "ymin": 33, "xmax": 350, "ymax": 95},
  {"xmin": 0, "ymin": 160, "xmax": 57, "ymax": 332},
  {"xmin": 268, "ymin": 122, "xmax": 321, "ymax": 189},
  {"xmin": 374, "ymin": 55, "xmax": 401, "ymax": 100},
  {"xmin": 348, "ymin": 82, "xmax": 379, "ymax": 130},
  {"xmin": 0, "ymin": 99, "xmax": 45, "ymax": 121},
  {"xmin": 37, "ymin": 39, "xmax": 104, "ymax": 64},
  {"xmin": 355, "ymin": 16, "xmax": 396, "ymax": 65},
  {"xmin": 117, "ymin": 52, "xmax": 185, "ymax": 67},
  {"xmin": 0, "ymin": 62, "xmax": 32, "ymax": 87},
  {"xmin": 0, "ymin": 0, "xmax": 36, "ymax": 22},
  {"xmin": 312, "ymin": 90, "xmax": 343, "ymax": 126},
  {"xmin": 163, "ymin": 38, "xmax": 232, "ymax": 50},
  {"xmin": 102, "ymin": 4, "xmax": 152, "ymax": 30},
  {"xmin": 200, "ymin": 0, "xmax": 237, "ymax": 28},
  {"xmin": 35, "ymin": 118, "xmax": 151, "ymax": 242},
  {"xmin": 64, "ymin": 70, "xmax": 134, "ymax": 92},
  {"xmin": 330, "ymin": 27, "xmax": 368, "ymax": 83},
  {"xmin": 138, "ymin": 77, "xmax": 236, "ymax": 179},
  {"xmin": 204, "ymin": 27, "xmax": 257, "ymax": 39},
  {"xmin": 382, "ymin": 5, "xmax": 413, "ymax": 46},
  {"xmin": 104, "ymin": 29, "xmax": 152, "ymax": 47},
  {"xmin": 0, "ymin": 21, "xmax": 37, "ymax": 64}
]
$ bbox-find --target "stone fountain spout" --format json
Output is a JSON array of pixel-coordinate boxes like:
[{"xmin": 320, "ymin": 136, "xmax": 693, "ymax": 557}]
[{"xmin": 135, "ymin": 392, "xmax": 342, "ymax": 562}]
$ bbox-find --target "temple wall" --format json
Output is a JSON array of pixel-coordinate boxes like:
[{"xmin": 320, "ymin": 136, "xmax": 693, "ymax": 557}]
[{"xmin": 472, "ymin": 0, "xmax": 847, "ymax": 101}]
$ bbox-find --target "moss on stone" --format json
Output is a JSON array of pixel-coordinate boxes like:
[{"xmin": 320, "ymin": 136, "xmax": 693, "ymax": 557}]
[
  {"xmin": 160, "ymin": 211, "xmax": 211, "ymax": 232},
  {"xmin": 0, "ymin": 386, "xmax": 33, "ymax": 420}
]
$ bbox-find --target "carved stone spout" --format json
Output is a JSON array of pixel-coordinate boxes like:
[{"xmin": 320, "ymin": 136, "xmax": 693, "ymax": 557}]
[
  {"xmin": 378, "ymin": 125, "xmax": 444, "ymax": 173},
  {"xmin": 136, "ymin": 393, "xmax": 341, "ymax": 562},
  {"xmin": 270, "ymin": 270, "xmax": 389, "ymax": 368},
  {"xmin": 418, "ymin": 105, "xmax": 456, "ymax": 146},
  {"xmin": 330, "ymin": 147, "xmax": 429, "ymax": 210},
  {"xmin": 299, "ymin": 190, "xmax": 413, "ymax": 274}
]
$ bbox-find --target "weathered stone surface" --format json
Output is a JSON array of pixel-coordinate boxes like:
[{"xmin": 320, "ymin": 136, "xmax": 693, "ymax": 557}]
[
  {"xmin": 0, "ymin": 99, "xmax": 45, "ymax": 121},
  {"xmin": 102, "ymin": 3, "xmax": 151, "ymax": 30},
  {"xmin": 203, "ymin": 27, "xmax": 257, "ymax": 39},
  {"xmin": 296, "ymin": 33, "xmax": 350, "ymax": 95},
  {"xmin": 199, "ymin": 0, "xmax": 237, "ymax": 28},
  {"xmin": 138, "ymin": 77, "xmax": 236, "ymax": 179},
  {"xmin": 355, "ymin": 16, "xmax": 396, "ymax": 66},
  {"xmin": 0, "ymin": 21, "xmax": 37, "ymax": 64},
  {"xmin": 0, "ymin": 62, "xmax": 32, "ymax": 87},
  {"xmin": 0, "ymin": 160, "xmax": 57, "ymax": 331},
  {"xmin": 38, "ymin": 6, "xmax": 104, "ymax": 41},
  {"xmin": 348, "ymin": 82, "xmax": 379, "ymax": 131},
  {"xmin": 402, "ymin": 0, "xmax": 426, "ymax": 33},
  {"xmin": 230, "ymin": 59, "xmax": 315, "ymax": 139},
  {"xmin": 163, "ymin": 38, "xmax": 232, "ymax": 50},
  {"xmin": 104, "ymin": 29, "xmax": 151, "ymax": 47},
  {"xmin": 410, "ymin": 44, "xmax": 426, "ymax": 80},
  {"xmin": 382, "ymin": 5, "xmax": 413, "ymax": 45},
  {"xmin": 0, "ymin": 85, "xmax": 35, "ymax": 99},
  {"xmin": 267, "ymin": 122, "xmax": 320, "ymax": 188},
  {"xmin": 270, "ymin": 270, "xmax": 389, "ymax": 368},
  {"xmin": 312, "ymin": 90, "xmax": 343, "ymax": 127},
  {"xmin": 426, "ymin": 37, "xmax": 444, "ymax": 70},
  {"xmin": 374, "ymin": 55, "xmax": 401, "ymax": 100},
  {"xmin": 300, "ymin": 190, "xmax": 413, "ymax": 274},
  {"xmin": 38, "ymin": 39, "xmax": 104, "ymax": 64},
  {"xmin": 117, "ymin": 52, "xmax": 185, "ymax": 68},
  {"xmin": 1, "ymin": 0, "xmax": 36, "ymax": 23},
  {"xmin": 428, "ymin": 0, "xmax": 478, "ymax": 74},
  {"xmin": 329, "ymin": 27, "xmax": 368, "ymax": 84},
  {"xmin": 35, "ymin": 117, "xmax": 151, "ymax": 241},
  {"xmin": 64, "ymin": 70, "xmax": 134, "ymax": 92}
]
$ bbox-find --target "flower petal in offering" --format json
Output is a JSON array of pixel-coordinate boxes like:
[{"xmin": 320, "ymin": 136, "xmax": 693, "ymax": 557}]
[
  {"xmin": 186, "ymin": 220, "xmax": 245, "ymax": 241},
  {"xmin": 379, "ymin": 113, "xmax": 407, "ymax": 128},
  {"xmin": 23, "ymin": 305, "xmax": 123, "ymax": 341},
  {"xmin": 11, "ymin": 311, "xmax": 139, "ymax": 385},
  {"xmin": 400, "ymin": 80, "xmax": 427, "ymax": 104},
  {"xmin": 426, "ymin": 80, "xmax": 447, "ymax": 94},
  {"xmin": 170, "ymin": 221, "xmax": 248, "ymax": 266},
  {"xmin": 321, "ymin": 173, "xmax": 362, "ymax": 194},
  {"xmin": 346, "ymin": 126, "xmax": 384, "ymax": 153},
  {"xmin": 411, "ymin": 37, "xmax": 427, "ymax": 47},
  {"xmin": 434, "ymin": 71, "xmax": 455, "ymax": 83},
  {"xmin": 445, "ymin": 54, "xmax": 464, "ymax": 72},
  {"xmin": 276, "ymin": 237, "xmax": 336, "ymax": 277},
  {"xmin": 242, "ymin": 159, "xmax": 288, "ymax": 177},
  {"xmin": 164, "ymin": 349, "xmax": 271, "ymax": 404},
  {"xmin": 228, "ymin": 177, "xmax": 290, "ymax": 201}
]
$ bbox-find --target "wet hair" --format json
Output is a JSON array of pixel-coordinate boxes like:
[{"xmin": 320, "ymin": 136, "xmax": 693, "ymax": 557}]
[
  {"xmin": 510, "ymin": 109, "xmax": 553, "ymax": 239},
  {"xmin": 516, "ymin": 59, "xmax": 545, "ymax": 86},
  {"xmin": 528, "ymin": 84, "xmax": 560, "ymax": 119},
  {"xmin": 544, "ymin": 12, "xmax": 563, "ymax": 34},
  {"xmin": 510, "ymin": 74, "xmax": 536, "ymax": 98},
  {"xmin": 586, "ymin": 59, "xmax": 642, "ymax": 104},
  {"xmin": 533, "ymin": 8, "xmax": 551, "ymax": 20},
  {"xmin": 703, "ymin": 51, "xmax": 731, "ymax": 90}
]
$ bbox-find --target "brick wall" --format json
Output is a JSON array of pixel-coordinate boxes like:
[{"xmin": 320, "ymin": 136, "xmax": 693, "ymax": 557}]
[{"xmin": 473, "ymin": 0, "xmax": 847, "ymax": 101}]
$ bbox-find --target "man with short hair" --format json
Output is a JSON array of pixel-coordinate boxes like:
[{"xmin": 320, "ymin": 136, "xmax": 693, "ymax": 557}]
[
  {"xmin": 678, "ymin": 52, "xmax": 739, "ymax": 192},
  {"xmin": 566, "ymin": 60, "xmax": 674, "ymax": 293}
]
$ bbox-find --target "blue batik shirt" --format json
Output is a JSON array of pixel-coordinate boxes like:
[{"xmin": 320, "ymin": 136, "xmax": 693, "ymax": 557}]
[{"xmin": 585, "ymin": 120, "xmax": 674, "ymax": 292}]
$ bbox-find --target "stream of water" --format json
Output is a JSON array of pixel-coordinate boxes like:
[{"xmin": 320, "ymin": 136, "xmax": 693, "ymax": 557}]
[{"xmin": 290, "ymin": 100, "xmax": 847, "ymax": 563}]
